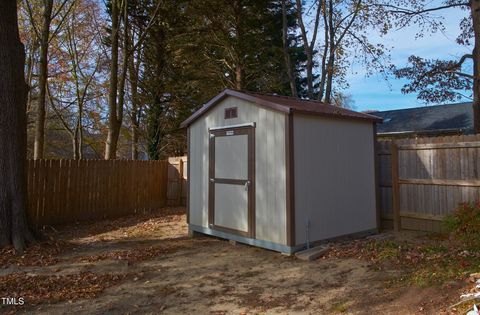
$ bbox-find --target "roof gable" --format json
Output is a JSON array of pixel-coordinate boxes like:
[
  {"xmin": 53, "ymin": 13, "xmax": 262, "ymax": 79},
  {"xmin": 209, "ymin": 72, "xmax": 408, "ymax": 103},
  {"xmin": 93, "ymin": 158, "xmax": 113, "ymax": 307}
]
[{"xmin": 180, "ymin": 89, "xmax": 382, "ymax": 128}]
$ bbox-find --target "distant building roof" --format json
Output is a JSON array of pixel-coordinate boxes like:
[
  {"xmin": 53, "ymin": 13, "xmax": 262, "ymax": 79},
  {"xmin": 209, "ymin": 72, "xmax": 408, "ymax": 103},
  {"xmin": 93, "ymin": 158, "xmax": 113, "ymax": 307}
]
[{"xmin": 374, "ymin": 102, "xmax": 473, "ymax": 136}]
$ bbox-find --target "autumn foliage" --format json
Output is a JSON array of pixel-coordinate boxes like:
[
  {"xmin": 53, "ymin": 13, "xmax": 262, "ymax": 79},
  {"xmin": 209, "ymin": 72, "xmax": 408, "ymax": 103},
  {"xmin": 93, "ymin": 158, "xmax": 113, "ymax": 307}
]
[{"xmin": 444, "ymin": 202, "xmax": 480, "ymax": 249}]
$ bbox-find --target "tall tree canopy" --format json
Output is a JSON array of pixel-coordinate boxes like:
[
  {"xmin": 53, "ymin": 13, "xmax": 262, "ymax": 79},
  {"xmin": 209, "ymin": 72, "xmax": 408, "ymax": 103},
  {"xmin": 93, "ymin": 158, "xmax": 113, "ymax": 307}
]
[
  {"xmin": 16, "ymin": 0, "xmax": 477, "ymax": 161},
  {"xmin": 138, "ymin": 0, "xmax": 306, "ymax": 159},
  {"xmin": 387, "ymin": 0, "xmax": 479, "ymax": 131}
]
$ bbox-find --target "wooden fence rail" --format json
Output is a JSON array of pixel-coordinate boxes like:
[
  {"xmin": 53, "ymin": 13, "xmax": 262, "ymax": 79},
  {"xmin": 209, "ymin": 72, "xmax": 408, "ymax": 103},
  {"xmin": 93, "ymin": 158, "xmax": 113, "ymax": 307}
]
[
  {"xmin": 378, "ymin": 134, "xmax": 480, "ymax": 232},
  {"xmin": 27, "ymin": 159, "xmax": 168, "ymax": 227}
]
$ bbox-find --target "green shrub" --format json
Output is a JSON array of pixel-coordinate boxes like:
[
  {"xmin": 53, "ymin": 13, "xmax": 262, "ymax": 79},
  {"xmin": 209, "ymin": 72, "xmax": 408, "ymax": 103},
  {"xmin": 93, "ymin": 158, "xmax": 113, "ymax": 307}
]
[{"xmin": 444, "ymin": 202, "xmax": 480, "ymax": 248}]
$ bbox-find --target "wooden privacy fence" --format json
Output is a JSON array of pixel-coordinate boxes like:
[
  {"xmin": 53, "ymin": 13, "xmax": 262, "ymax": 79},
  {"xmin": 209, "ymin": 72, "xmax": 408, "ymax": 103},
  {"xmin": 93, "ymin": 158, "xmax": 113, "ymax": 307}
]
[
  {"xmin": 166, "ymin": 156, "xmax": 187, "ymax": 206},
  {"xmin": 378, "ymin": 134, "xmax": 480, "ymax": 232},
  {"xmin": 27, "ymin": 159, "xmax": 168, "ymax": 227}
]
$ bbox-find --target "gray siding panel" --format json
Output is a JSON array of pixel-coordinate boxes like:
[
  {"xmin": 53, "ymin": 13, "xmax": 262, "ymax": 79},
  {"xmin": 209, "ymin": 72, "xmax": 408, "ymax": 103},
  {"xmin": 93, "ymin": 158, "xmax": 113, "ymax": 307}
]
[
  {"xmin": 189, "ymin": 97, "xmax": 287, "ymax": 245},
  {"xmin": 293, "ymin": 114, "xmax": 377, "ymax": 245}
]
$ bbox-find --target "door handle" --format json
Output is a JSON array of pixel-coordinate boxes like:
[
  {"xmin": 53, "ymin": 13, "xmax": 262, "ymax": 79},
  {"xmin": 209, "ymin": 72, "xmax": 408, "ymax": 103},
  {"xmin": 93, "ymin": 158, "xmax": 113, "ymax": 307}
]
[
  {"xmin": 244, "ymin": 180, "xmax": 250, "ymax": 191},
  {"xmin": 210, "ymin": 178, "xmax": 215, "ymax": 183}
]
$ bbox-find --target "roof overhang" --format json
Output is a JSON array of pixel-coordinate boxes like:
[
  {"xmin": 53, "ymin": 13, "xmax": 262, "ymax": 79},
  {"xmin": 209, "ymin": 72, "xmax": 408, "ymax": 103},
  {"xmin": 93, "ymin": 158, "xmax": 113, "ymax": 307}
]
[
  {"xmin": 180, "ymin": 89, "xmax": 290, "ymax": 128},
  {"xmin": 180, "ymin": 89, "xmax": 382, "ymax": 128}
]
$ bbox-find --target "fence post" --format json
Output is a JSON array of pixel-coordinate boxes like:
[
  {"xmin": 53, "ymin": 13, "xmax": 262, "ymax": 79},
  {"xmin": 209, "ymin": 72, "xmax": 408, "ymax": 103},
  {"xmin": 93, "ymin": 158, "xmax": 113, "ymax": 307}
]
[
  {"xmin": 391, "ymin": 143, "xmax": 401, "ymax": 232},
  {"xmin": 179, "ymin": 158, "xmax": 184, "ymax": 206}
]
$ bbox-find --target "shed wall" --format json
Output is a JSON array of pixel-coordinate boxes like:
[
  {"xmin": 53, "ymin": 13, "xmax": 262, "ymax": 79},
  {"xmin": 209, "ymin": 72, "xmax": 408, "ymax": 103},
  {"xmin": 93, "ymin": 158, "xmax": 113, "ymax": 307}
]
[
  {"xmin": 189, "ymin": 97, "xmax": 287, "ymax": 245},
  {"xmin": 293, "ymin": 114, "xmax": 377, "ymax": 245}
]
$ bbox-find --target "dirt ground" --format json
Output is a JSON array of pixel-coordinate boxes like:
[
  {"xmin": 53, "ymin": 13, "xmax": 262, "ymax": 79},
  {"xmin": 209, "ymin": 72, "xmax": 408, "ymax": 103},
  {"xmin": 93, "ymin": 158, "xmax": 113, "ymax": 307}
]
[{"xmin": 0, "ymin": 208, "xmax": 470, "ymax": 314}]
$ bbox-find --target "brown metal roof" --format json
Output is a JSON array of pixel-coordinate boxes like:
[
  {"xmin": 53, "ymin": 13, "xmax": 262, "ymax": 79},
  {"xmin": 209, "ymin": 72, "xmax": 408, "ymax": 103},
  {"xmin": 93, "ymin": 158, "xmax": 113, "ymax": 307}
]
[{"xmin": 180, "ymin": 89, "xmax": 382, "ymax": 128}]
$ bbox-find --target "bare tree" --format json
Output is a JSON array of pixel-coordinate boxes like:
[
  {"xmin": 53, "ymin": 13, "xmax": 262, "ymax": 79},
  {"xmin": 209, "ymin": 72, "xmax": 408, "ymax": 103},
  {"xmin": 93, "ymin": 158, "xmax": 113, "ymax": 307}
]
[
  {"xmin": 0, "ymin": 0, "xmax": 35, "ymax": 251},
  {"xmin": 42, "ymin": 0, "xmax": 104, "ymax": 160},
  {"xmin": 322, "ymin": 0, "xmax": 363, "ymax": 103},
  {"xmin": 282, "ymin": 0, "xmax": 298, "ymax": 96},
  {"xmin": 388, "ymin": 0, "xmax": 479, "ymax": 131},
  {"xmin": 104, "ymin": 0, "xmax": 125, "ymax": 160},
  {"xmin": 128, "ymin": 34, "xmax": 143, "ymax": 160},
  {"xmin": 24, "ymin": 0, "xmax": 74, "ymax": 159},
  {"xmin": 295, "ymin": 0, "xmax": 389, "ymax": 102},
  {"xmin": 295, "ymin": 0, "xmax": 322, "ymax": 99},
  {"xmin": 104, "ymin": 0, "xmax": 161, "ymax": 159},
  {"xmin": 32, "ymin": 0, "xmax": 53, "ymax": 159}
]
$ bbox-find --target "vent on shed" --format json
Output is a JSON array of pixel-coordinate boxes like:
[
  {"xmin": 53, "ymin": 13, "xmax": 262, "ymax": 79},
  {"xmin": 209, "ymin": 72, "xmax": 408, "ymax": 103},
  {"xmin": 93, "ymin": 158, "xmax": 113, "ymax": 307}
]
[{"xmin": 225, "ymin": 107, "xmax": 238, "ymax": 119}]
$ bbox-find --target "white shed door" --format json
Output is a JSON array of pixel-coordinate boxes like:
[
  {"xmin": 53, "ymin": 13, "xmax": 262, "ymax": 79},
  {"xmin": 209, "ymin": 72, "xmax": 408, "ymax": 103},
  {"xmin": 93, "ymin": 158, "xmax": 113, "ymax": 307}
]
[{"xmin": 209, "ymin": 125, "xmax": 255, "ymax": 237}]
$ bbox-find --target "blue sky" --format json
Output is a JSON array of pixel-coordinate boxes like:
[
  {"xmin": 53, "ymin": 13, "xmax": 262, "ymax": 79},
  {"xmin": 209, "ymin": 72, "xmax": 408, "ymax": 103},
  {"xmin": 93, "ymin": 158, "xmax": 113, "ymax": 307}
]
[{"xmin": 344, "ymin": 6, "xmax": 473, "ymax": 112}]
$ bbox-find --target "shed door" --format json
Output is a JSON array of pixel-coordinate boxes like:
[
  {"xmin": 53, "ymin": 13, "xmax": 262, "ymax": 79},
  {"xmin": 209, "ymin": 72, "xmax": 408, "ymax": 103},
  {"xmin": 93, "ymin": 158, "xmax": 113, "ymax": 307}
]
[{"xmin": 209, "ymin": 125, "xmax": 255, "ymax": 238}]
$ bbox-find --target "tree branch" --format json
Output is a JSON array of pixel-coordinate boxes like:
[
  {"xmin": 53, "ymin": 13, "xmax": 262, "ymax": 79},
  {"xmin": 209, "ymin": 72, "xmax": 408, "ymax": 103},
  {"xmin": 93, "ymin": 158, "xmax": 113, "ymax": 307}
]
[
  {"xmin": 310, "ymin": 0, "xmax": 322, "ymax": 50},
  {"xmin": 46, "ymin": 84, "xmax": 74, "ymax": 136},
  {"xmin": 51, "ymin": 0, "xmax": 70, "ymax": 20},
  {"xmin": 383, "ymin": 2, "xmax": 469, "ymax": 16},
  {"xmin": 295, "ymin": 0, "xmax": 309, "ymax": 52},
  {"xmin": 458, "ymin": 53, "xmax": 474, "ymax": 66},
  {"xmin": 48, "ymin": 0, "xmax": 76, "ymax": 44},
  {"xmin": 23, "ymin": 0, "xmax": 40, "ymax": 39},
  {"xmin": 336, "ymin": 0, "xmax": 361, "ymax": 46},
  {"xmin": 127, "ymin": 0, "xmax": 162, "ymax": 58},
  {"xmin": 446, "ymin": 71, "xmax": 475, "ymax": 80}
]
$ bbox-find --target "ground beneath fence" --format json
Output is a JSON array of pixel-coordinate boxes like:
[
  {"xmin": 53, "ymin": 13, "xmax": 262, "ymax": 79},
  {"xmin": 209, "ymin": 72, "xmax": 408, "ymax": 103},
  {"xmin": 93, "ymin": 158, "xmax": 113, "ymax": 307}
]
[{"xmin": 0, "ymin": 208, "xmax": 472, "ymax": 314}]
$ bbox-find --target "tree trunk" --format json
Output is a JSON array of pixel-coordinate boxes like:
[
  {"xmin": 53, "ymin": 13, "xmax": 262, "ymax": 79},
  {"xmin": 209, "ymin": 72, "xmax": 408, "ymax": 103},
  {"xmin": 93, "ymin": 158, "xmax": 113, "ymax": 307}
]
[
  {"xmin": 295, "ymin": 0, "xmax": 321, "ymax": 99},
  {"xmin": 324, "ymin": 54, "xmax": 335, "ymax": 103},
  {"xmin": 235, "ymin": 64, "xmax": 243, "ymax": 90},
  {"xmin": 129, "ymin": 47, "xmax": 140, "ymax": 160},
  {"xmin": 131, "ymin": 122, "xmax": 139, "ymax": 160},
  {"xmin": 305, "ymin": 49, "xmax": 314, "ymax": 98},
  {"xmin": 318, "ymin": 47, "xmax": 329, "ymax": 101},
  {"xmin": 281, "ymin": 0, "xmax": 297, "ymax": 97},
  {"xmin": 105, "ymin": 124, "xmax": 120, "ymax": 160},
  {"xmin": 233, "ymin": 0, "xmax": 244, "ymax": 90},
  {"xmin": 0, "ymin": 0, "xmax": 35, "ymax": 251},
  {"xmin": 25, "ymin": 41, "xmax": 37, "ymax": 117},
  {"xmin": 105, "ymin": 0, "xmax": 120, "ymax": 160},
  {"xmin": 472, "ymin": 0, "xmax": 480, "ymax": 133},
  {"xmin": 72, "ymin": 135, "xmax": 80, "ymax": 160},
  {"xmin": 72, "ymin": 124, "xmax": 80, "ymax": 160},
  {"xmin": 318, "ymin": 0, "xmax": 329, "ymax": 101},
  {"xmin": 78, "ymin": 105, "xmax": 83, "ymax": 160},
  {"xmin": 33, "ymin": 0, "xmax": 53, "ymax": 160},
  {"xmin": 324, "ymin": 0, "xmax": 335, "ymax": 104}
]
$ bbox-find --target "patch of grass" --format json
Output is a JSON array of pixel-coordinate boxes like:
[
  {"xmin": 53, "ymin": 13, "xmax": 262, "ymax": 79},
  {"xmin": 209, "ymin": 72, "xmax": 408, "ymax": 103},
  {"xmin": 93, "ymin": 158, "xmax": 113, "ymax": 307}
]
[
  {"xmin": 409, "ymin": 254, "xmax": 480, "ymax": 287},
  {"xmin": 365, "ymin": 240, "xmax": 402, "ymax": 261},
  {"xmin": 377, "ymin": 246, "xmax": 400, "ymax": 261},
  {"xmin": 420, "ymin": 244, "xmax": 448, "ymax": 255},
  {"xmin": 330, "ymin": 299, "xmax": 350, "ymax": 313}
]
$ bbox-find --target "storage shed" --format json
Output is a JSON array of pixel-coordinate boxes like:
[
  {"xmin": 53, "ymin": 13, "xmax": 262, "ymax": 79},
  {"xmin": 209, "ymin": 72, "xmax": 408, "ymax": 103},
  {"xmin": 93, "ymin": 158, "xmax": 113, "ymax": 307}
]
[{"xmin": 181, "ymin": 89, "xmax": 382, "ymax": 254}]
